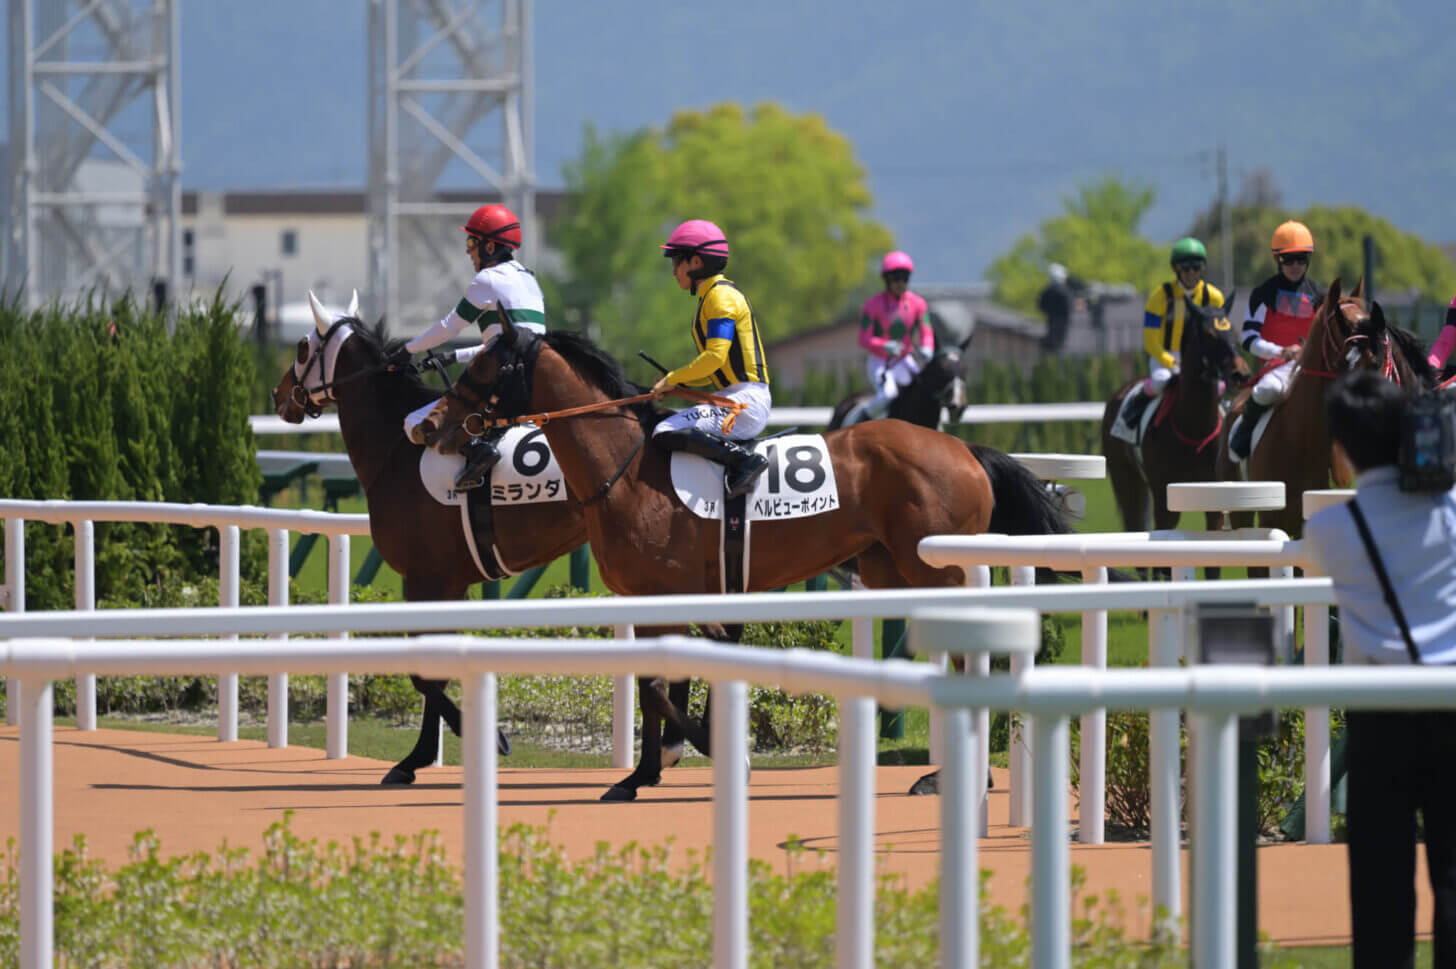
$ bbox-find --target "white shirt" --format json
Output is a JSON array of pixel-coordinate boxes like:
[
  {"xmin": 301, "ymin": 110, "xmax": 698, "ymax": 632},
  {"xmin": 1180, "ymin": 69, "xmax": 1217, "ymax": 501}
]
[
  {"xmin": 405, "ymin": 260, "xmax": 546, "ymax": 353},
  {"xmin": 1304, "ymin": 466, "xmax": 1456, "ymax": 665}
]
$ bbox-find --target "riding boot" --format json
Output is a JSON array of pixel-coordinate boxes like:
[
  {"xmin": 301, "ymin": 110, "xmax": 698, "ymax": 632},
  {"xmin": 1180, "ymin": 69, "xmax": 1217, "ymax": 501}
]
[
  {"xmin": 1110, "ymin": 389, "xmax": 1151, "ymax": 444},
  {"xmin": 454, "ymin": 430, "xmax": 504, "ymax": 490},
  {"xmin": 656, "ymin": 428, "xmax": 769, "ymax": 499},
  {"xmin": 1229, "ymin": 399, "xmax": 1269, "ymax": 461}
]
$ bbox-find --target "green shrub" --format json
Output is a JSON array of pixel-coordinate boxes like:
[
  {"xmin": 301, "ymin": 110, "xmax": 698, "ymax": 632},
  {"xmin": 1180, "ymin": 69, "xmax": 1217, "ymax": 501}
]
[{"xmin": 0, "ymin": 815, "xmax": 1217, "ymax": 968}]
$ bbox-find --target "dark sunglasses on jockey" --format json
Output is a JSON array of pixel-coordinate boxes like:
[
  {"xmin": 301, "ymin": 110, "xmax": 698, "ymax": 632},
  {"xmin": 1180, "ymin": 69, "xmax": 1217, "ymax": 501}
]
[
  {"xmin": 883, "ymin": 269, "xmax": 911, "ymax": 283},
  {"xmin": 1173, "ymin": 259, "xmax": 1206, "ymax": 272},
  {"xmin": 1278, "ymin": 252, "xmax": 1310, "ymax": 266}
]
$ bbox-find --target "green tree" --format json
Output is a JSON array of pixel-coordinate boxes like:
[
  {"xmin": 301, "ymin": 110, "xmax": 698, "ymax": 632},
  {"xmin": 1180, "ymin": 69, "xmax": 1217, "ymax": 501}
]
[
  {"xmin": 987, "ymin": 176, "xmax": 1165, "ymax": 313},
  {"xmin": 551, "ymin": 103, "xmax": 892, "ymax": 377}
]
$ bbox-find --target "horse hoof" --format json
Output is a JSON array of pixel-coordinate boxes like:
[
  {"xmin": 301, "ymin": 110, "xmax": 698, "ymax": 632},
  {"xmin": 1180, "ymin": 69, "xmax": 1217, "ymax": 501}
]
[
  {"xmin": 600, "ymin": 785, "xmax": 638, "ymax": 802},
  {"xmin": 661, "ymin": 742, "xmax": 683, "ymax": 769},
  {"xmin": 381, "ymin": 766, "xmax": 416, "ymax": 786},
  {"xmin": 497, "ymin": 728, "xmax": 512, "ymax": 757},
  {"xmin": 907, "ymin": 770, "xmax": 939, "ymax": 796}
]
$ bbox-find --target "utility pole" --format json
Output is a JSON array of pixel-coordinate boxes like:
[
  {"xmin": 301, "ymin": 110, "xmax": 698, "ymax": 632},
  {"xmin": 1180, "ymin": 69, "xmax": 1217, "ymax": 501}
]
[{"xmin": 1218, "ymin": 142, "xmax": 1233, "ymax": 293}]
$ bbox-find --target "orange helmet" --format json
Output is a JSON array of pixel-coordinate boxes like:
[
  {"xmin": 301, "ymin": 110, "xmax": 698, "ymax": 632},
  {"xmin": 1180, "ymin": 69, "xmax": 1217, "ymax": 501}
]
[{"xmin": 1270, "ymin": 220, "xmax": 1314, "ymax": 255}]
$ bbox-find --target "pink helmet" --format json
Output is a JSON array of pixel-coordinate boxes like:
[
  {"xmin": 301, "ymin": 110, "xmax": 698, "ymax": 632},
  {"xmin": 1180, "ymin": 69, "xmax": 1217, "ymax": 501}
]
[
  {"xmin": 881, "ymin": 251, "xmax": 914, "ymax": 275},
  {"xmin": 661, "ymin": 219, "xmax": 730, "ymax": 260}
]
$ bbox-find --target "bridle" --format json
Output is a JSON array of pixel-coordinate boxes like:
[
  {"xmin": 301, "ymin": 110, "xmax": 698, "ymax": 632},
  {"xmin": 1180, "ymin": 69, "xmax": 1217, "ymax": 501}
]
[
  {"xmin": 1301, "ymin": 300, "xmax": 1389, "ymax": 384},
  {"xmin": 288, "ymin": 317, "xmax": 398, "ymax": 417}
]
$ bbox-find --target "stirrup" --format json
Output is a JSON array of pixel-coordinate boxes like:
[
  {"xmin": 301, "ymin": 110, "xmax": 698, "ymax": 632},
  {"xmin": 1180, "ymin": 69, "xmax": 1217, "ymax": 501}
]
[
  {"xmin": 724, "ymin": 454, "xmax": 769, "ymax": 499},
  {"xmin": 454, "ymin": 439, "xmax": 501, "ymax": 490}
]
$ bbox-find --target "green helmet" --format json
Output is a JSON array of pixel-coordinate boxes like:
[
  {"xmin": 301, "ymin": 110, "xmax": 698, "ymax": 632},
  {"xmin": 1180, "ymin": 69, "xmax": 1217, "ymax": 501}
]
[{"xmin": 1171, "ymin": 237, "xmax": 1207, "ymax": 267}]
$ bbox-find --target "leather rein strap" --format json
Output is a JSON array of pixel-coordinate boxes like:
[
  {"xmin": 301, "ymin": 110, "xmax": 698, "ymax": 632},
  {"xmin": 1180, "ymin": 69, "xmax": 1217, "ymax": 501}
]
[{"xmin": 463, "ymin": 386, "xmax": 747, "ymax": 437}]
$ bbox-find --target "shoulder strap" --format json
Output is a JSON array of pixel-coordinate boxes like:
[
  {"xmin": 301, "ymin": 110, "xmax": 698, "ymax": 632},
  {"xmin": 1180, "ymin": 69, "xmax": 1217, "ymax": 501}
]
[
  {"xmin": 1347, "ymin": 497, "xmax": 1424, "ymax": 664},
  {"xmin": 1201, "ymin": 282, "xmax": 1210, "ymax": 307}
]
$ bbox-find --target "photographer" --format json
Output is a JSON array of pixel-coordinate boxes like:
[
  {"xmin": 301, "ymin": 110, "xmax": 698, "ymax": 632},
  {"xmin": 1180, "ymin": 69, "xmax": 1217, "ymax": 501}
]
[{"xmin": 1303, "ymin": 370, "xmax": 1456, "ymax": 969}]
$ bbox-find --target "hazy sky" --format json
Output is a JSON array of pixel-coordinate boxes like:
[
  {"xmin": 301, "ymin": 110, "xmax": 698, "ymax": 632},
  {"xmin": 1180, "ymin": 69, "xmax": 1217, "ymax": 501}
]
[{"xmin": 8, "ymin": 0, "xmax": 1455, "ymax": 281}]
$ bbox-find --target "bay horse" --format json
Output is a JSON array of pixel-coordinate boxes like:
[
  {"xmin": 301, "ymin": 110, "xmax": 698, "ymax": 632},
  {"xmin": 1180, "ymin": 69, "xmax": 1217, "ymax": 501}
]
[
  {"xmin": 270, "ymin": 296, "xmax": 588, "ymax": 785},
  {"xmin": 1216, "ymin": 278, "xmax": 1429, "ymax": 539},
  {"xmin": 828, "ymin": 335, "xmax": 973, "ymax": 431},
  {"xmin": 1102, "ymin": 292, "xmax": 1251, "ymax": 545},
  {"xmin": 423, "ymin": 323, "xmax": 1069, "ymax": 801}
]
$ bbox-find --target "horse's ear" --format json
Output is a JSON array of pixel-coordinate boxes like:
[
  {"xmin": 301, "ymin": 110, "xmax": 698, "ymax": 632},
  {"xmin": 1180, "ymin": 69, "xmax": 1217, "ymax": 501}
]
[
  {"xmin": 1350, "ymin": 277, "xmax": 1365, "ymax": 301},
  {"xmin": 1371, "ymin": 300, "xmax": 1387, "ymax": 328},
  {"xmin": 1326, "ymin": 278, "xmax": 1343, "ymax": 306},
  {"xmin": 1224, "ymin": 289, "xmax": 1237, "ymax": 313},
  {"xmin": 307, "ymin": 291, "xmax": 331, "ymax": 336},
  {"xmin": 347, "ymin": 289, "xmax": 360, "ymax": 318}
]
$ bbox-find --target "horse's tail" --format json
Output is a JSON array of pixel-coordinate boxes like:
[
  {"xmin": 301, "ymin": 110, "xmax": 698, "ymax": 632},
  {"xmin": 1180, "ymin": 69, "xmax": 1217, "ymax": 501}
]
[{"xmin": 968, "ymin": 443, "xmax": 1069, "ymax": 536}]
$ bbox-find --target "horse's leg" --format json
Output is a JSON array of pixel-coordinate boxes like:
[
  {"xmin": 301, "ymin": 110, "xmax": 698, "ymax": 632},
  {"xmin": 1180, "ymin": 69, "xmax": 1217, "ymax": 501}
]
[
  {"xmin": 661, "ymin": 679, "xmax": 691, "ymax": 768},
  {"xmin": 1203, "ymin": 510, "xmax": 1224, "ymax": 580},
  {"xmin": 382, "ymin": 578, "xmax": 489, "ymax": 786},
  {"xmin": 602, "ymin": 676, "xmax": 672, "ymax": 802}
]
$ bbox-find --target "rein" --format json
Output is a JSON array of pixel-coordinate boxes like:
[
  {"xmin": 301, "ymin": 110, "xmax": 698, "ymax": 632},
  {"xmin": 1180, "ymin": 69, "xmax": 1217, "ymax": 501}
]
[{"xmin": 463, "ymin": 386, "xmax": 746, "ymax": 437}]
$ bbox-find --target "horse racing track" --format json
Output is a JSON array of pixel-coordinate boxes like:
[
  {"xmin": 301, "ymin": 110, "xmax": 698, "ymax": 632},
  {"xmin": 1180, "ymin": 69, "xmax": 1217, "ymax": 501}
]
[{"xmin": 0, "ymin": 724, "xmax": 1400, "ymax": 950}]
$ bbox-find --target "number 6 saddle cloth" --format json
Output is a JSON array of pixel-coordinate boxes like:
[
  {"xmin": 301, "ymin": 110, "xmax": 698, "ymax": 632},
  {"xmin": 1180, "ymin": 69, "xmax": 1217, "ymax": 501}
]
[
  {"xmin": 418, "ymin": 424, "xmax": 568, "ymax": 582},
  {"xmin": 669, "ymin": 433, "xmax": 842, "ymax": 594}
]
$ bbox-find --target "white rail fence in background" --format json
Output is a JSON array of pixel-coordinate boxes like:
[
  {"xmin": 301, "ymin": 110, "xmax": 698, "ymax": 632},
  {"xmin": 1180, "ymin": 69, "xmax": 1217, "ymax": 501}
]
[
  {"xmin": 247, "ymin": 401, "xmax": 1106, "ymax": 438},
  {"xmin": 8, "ymin": 627, "xmax": 1453, "ymax": 969}
]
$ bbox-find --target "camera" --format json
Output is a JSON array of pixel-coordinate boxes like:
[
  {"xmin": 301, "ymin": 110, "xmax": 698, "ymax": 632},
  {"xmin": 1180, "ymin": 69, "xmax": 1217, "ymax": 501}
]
[{"xmin": 1398, "ymin": 392, "xmax": 1456, "ymax": 493}]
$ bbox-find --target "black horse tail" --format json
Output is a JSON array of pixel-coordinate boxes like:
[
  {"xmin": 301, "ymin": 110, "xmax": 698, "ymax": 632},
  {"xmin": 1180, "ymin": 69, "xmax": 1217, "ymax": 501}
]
[
  {"xmin": 968, "ymin": 443, "xmax": 1142, "ymax": 584},
  {"xmin": 969, "ymin": 443, "xmax": 1069, "ymax": 536}
]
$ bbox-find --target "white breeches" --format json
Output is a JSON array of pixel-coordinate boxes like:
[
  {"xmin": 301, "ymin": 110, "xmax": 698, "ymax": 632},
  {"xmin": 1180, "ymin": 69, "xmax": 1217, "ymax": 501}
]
[
  {"xmin": 1252, "ymin": 359, "xmax": 1296, "ymax": 405},
  {"xmin": 865, "ymin": 354, "xmax": 923, "ymax": 403},
  {"xmin": 1144, "ymin": 356, "xmax": 1178, "ymax": 395},
  {"xmin": 652, "ymin": 381, "xmax": 772, "ymax": 442}
]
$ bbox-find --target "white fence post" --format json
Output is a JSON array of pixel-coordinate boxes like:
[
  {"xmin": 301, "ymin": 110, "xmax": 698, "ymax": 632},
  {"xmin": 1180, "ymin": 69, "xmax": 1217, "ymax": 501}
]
[
  {"xmin": 1032, "ymin": 714, "xmax": 1071, "ymax": 969},
  {"xmin": 1148, "ymin": 606, "xmax": 1182, "ymax": 937},
  {"xmin": 73, "ymin": 520, "xmax": 96, "ymax": 731},
  {"xmin": 1192, "ymin": 710, "xmax": 1238, "ymax": 969},
  {"xmin": 217, "ymin": 525, "xmax": 239, "ymax": 743},
  {"xmin": 1079, "ymin": 565, "xmax": 1107, "ymax": 844},
  {"xmin": 940, "ymin": 706, "xmax": 978, "ymax": 969},
  {"xmin": 19, "ymin": 678, "xmax": 54, "ymax": 969},
  {"xmin": 712, "ymin": 680, "xmax": 749, "ymax": 969},
  {"xmin": 327, "ymin": 534, "xmax": 350, "ymax": 759},
  {"xmin": 1304, "ymin": 602, "xmax": 1331, "ymax": 844},
  {"xmin": 1008, "ymin": 566, "xmax": 1036, "ymax": 828},
  {"xmin": 836, "ymin": 695, "xmax": 876, "ymax": 969},
  {"xmin": 267, "ymin": 528, "xmax": 289, "ymax": 749},
  {"xmin": 612, "ymin": 624, "xmax": 635, "ymax": 769},
  {"xmin": 6, "ymin": 517, "xmax": 25, "ymax": 726},
  {"xmin": 463, "ymin": 670, "xmax": 499, "ymax": 969}
]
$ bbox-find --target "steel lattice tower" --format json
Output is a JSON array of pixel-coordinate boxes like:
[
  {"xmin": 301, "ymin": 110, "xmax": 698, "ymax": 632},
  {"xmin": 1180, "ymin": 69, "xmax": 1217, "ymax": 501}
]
[
  {"xmin": 367, "ymin": 0, "xmax": 534, "ymax": 327},
  {"xmin": 5, "ymin": 0, "xmax": 181, "ymax": 309}
]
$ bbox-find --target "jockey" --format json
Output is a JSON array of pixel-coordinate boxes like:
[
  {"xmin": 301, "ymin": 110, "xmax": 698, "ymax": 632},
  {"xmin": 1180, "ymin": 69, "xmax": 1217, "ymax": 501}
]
[
  {"xmin": 650, "ymin": 220, "xmax": 773, "ymax": 499},
  {"xmin": 1425, "ymin": 295, "xmax": 1456, "ymax": 374},
  {"xmin": 397, "ymin": 203, "xmax": 547, "ymax": 490},
  {"xmin": 842, "ymin": 251, "xmax": 935, "ymax": 426},
  {"xmin": 1110, "ymin": 237, "xmax": 1225, "ymax": 444},
  {"xmin": 1228, "ymin": 220, "xmax": 1323, "ymax": 461}
]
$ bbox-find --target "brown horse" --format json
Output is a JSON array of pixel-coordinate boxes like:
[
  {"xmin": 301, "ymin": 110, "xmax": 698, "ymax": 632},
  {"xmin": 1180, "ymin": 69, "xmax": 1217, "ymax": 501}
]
[
  {"xmin": 1103, "ymin": 292, "xmax": 1251, "ymax": 542},
  {"xmin": 1215, "ymin": 278, "xmax": 1427, "ymax": 539},
  {"xmin": 424, "ymin": 324, "xmax": 1068, "ymax": 800},
  {"xmin": 270, "ymin": 301, "xmax": 587, "ymax": 785}
]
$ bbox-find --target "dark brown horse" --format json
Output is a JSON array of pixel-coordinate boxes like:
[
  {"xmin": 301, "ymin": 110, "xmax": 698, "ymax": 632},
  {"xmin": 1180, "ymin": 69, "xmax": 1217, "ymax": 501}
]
[
  {"xmin": 1103, "ymin": 292, "xmax": 1251, "ymax": 539},
  {"xmin": 1215, "ymin": 278, "xmax": 1427, "ymax": 539},
  {"xmin": 270, "ymin": 299, "xmax": 587, "ymax": 785},
  {"xmin": 424, "ymin": 324, "xmax": 1068, "ymax": 800},
  {"xmin": 828, "ymin": 336, "xmax": 973, "ymax": 431}
]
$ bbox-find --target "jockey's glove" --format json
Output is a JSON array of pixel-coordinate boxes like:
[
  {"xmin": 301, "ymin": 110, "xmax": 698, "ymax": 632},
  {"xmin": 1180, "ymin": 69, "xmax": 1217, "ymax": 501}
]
[
  {"xmin": 883, "ymin": 340, "xmax": 903, "ymax": 358},
  {"xmin": 386, "ymin": 346, "xmax": 414, "ymax": 370}
]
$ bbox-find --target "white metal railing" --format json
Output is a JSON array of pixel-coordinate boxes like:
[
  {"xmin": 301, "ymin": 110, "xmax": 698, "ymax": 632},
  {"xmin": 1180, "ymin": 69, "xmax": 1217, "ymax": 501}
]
[
  {"xmin": 248, "ymin": 401, "xmax": 1105, "ymax": 437},
  {"xmin": 916, "ymin": 530, "xmax": 1329, "ymax": 925},
  {"xmin": 7, "ymin": 628, "xmax": 1452, "ymax": 969}
]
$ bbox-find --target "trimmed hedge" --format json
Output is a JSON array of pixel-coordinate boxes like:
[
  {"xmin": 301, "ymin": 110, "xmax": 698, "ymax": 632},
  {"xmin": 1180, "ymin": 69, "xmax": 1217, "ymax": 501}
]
[{"xmin": 0, "ymin": 292, "xmax": 261, "ymax": 610}]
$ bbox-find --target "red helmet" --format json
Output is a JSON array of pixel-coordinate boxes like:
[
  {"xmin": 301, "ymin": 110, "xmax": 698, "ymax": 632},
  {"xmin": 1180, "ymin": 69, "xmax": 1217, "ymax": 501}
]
[{"xmin": 461, "ymin": 203, "xmax": 522, "ymax": 249}]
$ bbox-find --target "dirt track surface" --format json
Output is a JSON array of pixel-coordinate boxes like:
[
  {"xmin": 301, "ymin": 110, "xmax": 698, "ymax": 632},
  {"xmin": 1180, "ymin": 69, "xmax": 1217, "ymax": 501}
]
[{"xmin": 0, "ymin": 726, "xmax": 1432, "ymax": 947}]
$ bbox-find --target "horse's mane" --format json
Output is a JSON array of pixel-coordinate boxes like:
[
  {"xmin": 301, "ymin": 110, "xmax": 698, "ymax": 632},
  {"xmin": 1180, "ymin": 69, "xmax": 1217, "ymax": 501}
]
[
  {"xmin": 541, "ymin": 330, "xmax": 668, "ymax": 428},
  {"xmin": 339, "ymin": 315, "xmax": 440, "ymax": 409},
  {"xmin": 1385, "ymin": 320, "xmax": 1436, "ymax": 388}
]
